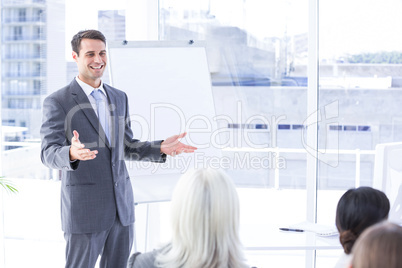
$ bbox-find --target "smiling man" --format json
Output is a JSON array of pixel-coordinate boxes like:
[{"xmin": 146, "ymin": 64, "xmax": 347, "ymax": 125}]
[
  {"xmin": 73, "ymin": 35, "xmax": 106, "ymax": 87},
  {"xmin": 40, "ymin": 30, "xmax": 196, "ymax": 268}
]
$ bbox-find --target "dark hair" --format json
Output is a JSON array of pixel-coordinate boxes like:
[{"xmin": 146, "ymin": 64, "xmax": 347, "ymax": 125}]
[
  {"xmin": 335, "ymin": 186, "xmax": 390, "ymax": 254},
  {"xmin": 352, "ymin": 222, "xmax": 402, "ymax": 268},
  {"xmin": 71, "ymin": 30, "xmax": 106, "ymax": 55}
]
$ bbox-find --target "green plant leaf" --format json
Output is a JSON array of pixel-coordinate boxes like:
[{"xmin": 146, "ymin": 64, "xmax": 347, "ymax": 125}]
[{"xmin": 0, "ymin": 177, "xmax": 19, "ymax": 194}]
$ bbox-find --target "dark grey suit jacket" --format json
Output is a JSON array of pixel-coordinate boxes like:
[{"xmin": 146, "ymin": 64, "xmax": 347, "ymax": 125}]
[{"xmin": 41, "ymin": 79, "xmax": 166, "ymax": 234}]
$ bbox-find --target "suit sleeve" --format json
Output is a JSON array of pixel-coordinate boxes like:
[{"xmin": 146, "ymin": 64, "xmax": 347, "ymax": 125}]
[
  {"xmin": 40, "ymin": 95, "xmax": 79, "ymax": 171},
  {"xmin": 123, "ymin": 93, "xmax": 166, "ymax": 163}
]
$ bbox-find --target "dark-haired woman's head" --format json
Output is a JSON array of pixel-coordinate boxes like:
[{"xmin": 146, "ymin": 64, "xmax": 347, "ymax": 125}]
[{"xmin": 335, "ymin": 186, "xmax": 390, "ymax": 254}]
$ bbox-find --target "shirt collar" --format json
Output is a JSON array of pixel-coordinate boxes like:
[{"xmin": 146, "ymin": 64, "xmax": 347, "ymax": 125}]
[{"xmin": 75, "ymin": 76, "xmax": 106, "ymax": 97}]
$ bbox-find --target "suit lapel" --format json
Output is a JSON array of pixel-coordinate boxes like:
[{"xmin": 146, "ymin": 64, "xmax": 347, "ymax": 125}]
[{"xmin": 70, "ymin": 79, "xmax": 110, "ymax": 148}]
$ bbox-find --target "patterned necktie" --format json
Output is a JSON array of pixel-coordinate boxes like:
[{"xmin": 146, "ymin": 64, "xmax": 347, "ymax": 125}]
[{"xmin": 91, "ymin": 89, "xmax": 110, "ymax": 142}]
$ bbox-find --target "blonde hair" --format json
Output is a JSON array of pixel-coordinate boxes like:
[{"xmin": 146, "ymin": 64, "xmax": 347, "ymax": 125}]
[
  {"xmin": 351, "ymin": 222, "xmax": 402, "ymax": 268},
  {"xmin": 155, "ymin": 168, "xmax": 248, "ymax": 268}
]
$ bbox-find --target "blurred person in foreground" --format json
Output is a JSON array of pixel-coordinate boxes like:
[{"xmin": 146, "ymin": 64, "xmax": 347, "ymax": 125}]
[
  {"xmin": 127, "ymin": 168, "xmax": 249, "ymax": 268},
  {"xmin": 351, "ymin": 221, "xmax": 402, "ymax": 268},
  {"xmin": 333, "ymin": 186, "xmax": 390, "ymax": 268}
]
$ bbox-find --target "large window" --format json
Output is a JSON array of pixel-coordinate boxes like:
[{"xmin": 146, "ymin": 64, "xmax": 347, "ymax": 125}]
[
  {"xmin": 316, "ymin": 0, "xmax": 402, "ymax": 236},
  {"xmin": 159, "ymin": 0, "xmax": 402, "ymax": 266},
  {"xmin": 160, "ymin": 0, "xmax": 309, "ymax": 187},
  {"xmin": 158, "ymin": 0, "xmax": 320, "ymax": 267}
]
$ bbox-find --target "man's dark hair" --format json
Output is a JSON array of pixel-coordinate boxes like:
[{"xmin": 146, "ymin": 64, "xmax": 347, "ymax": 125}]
[{"xmin": 71, "ymin": 30, "xmax": 106, "ymax": 55}]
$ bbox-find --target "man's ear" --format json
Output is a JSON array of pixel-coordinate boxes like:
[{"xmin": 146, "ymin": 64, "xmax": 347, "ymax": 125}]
[{"xmin": 72, "ymin": 51, "xmax": 79, "ymax": 62}]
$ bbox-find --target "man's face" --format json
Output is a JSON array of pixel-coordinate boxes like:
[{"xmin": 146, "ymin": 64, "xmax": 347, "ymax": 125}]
[{"xmin": 72, "ymin": 38, "xmax": 107, "ymax": 87}]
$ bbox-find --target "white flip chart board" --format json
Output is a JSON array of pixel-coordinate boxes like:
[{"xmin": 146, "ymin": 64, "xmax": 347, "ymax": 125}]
[{"xmin": 108, "ymin": 41, "xmax": 220, "ymax": 183}]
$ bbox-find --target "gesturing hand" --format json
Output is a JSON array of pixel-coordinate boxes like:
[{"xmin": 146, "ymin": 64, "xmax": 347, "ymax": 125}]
[
  {"xmin": 161, "ymin": 132, "xmax": 197, "ymax": 157},
  {"xmin": 69, "ymin": 130, "xmax": 98, "ymax": 161}
]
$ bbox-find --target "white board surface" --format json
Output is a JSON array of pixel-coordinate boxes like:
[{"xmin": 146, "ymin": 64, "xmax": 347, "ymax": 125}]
[{"xmin": 108, "ymin": 41, "xmax": 220, "ymax": 180}]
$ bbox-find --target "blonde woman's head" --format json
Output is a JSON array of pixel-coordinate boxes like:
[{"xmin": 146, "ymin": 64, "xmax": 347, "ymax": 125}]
[{"xmin": 156, "ymin": 168, "xmax": 247, "ymax": 268}]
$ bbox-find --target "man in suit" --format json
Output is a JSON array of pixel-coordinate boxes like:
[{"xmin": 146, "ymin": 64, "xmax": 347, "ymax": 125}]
[{"xmin": 40, "ymin": 29, "xmax": 196, "ymax": 268}]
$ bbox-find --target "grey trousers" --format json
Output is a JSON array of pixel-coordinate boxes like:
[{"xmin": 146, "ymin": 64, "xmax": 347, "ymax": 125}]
[{"xmin": 64, "ymin": 217, "xmax": 134, "ymax": 268}]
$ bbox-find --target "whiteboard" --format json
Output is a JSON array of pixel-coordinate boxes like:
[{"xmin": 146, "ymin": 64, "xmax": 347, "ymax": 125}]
[{"xmin": 108, "ymin": 41, "xmax": 221, "ymax": 180}]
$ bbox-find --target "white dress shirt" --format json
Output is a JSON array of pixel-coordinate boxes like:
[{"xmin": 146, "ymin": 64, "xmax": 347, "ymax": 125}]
[
  {"xmin": 75, "ymin": 77, "xmax": 111, "ymax": 140},
  {"xmin": 75, "ymin": 76, "xmax": 109, "ymax": 116}
]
